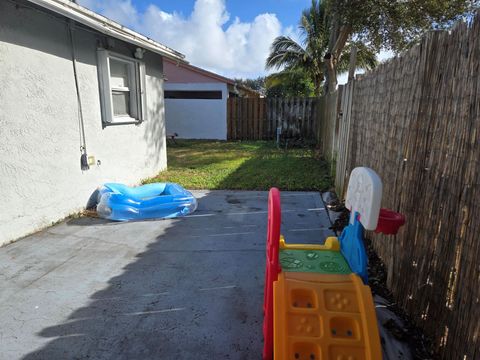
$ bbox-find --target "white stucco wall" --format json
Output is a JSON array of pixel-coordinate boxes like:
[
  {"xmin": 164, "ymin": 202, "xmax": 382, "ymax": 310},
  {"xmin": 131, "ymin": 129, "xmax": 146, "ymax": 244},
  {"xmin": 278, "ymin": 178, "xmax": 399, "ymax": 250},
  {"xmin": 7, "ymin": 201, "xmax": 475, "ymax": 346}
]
[
  {"xmin": 164, "ymin": 83, "xmax": 227, "ymax": 139},
  {"xmin": 0, "ymin": 1, "xmax": 167, "ymax": 246}
]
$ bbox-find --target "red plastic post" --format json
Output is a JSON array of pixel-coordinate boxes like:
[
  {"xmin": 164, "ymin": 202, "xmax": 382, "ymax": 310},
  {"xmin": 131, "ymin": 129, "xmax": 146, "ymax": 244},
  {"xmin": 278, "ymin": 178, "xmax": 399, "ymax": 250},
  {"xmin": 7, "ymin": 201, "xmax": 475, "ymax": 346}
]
[
  {"xmin": 375, "ymin": 208, "xmax": 406, "ymax": 235},
  {"xmin": 262, "ymin": 188, "xmax": 281, "ymax": 360}
]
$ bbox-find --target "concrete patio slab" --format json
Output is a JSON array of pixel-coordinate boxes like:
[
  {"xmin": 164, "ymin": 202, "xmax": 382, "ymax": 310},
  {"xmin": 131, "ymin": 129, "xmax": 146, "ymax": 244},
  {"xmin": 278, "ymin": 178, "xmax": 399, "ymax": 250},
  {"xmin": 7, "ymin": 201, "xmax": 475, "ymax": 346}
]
[{"xmin": 0, "ymin": 190, "xmax": 333, "ymax": 360}]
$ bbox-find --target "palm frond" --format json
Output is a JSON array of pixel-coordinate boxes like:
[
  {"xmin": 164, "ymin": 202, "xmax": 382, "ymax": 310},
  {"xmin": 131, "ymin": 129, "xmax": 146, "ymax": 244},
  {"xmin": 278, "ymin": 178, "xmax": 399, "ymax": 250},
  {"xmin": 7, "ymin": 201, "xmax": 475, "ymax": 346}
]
[
  {"xmin": 354, "ymin": 43, "xmax": 378, "ymax": 70},
  {"xmin": 265, "ymin": 0, "xmax": 379, "ymax": 95},
  {"xmin": 265, "ymin": 36, "xmax": 308, "ymax": 70},
  {"xmin": 337, "ymin": 42, "xmax": 378, "ymax": 73},
  {"xmin": 299, "ymin": 0, "xmax": 328, "ymax": 49}
]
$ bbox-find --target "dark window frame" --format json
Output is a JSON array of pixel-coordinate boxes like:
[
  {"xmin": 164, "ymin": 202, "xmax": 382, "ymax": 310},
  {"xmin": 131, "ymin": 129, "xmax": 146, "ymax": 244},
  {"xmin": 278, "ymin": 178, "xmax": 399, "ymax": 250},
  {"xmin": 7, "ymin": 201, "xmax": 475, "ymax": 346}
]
[{"xmin": 164, "ymin": 90, "xmax": 223, "ymax": 100}]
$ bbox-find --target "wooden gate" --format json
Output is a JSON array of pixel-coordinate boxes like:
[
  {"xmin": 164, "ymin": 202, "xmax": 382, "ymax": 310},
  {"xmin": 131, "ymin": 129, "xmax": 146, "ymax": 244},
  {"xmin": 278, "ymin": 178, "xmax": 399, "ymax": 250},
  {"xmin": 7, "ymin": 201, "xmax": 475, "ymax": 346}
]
[{"xmin": 227, "ymin": 97, "xmax": 318, "ymax": 140}]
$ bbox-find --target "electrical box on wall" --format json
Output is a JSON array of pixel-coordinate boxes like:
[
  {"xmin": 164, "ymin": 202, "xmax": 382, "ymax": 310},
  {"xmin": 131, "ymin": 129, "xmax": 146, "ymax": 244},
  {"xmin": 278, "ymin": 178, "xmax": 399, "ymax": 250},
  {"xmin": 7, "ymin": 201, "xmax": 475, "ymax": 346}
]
[{"xmin": 88, "ymin": 156, "xmax": 96, "ymax": 166}]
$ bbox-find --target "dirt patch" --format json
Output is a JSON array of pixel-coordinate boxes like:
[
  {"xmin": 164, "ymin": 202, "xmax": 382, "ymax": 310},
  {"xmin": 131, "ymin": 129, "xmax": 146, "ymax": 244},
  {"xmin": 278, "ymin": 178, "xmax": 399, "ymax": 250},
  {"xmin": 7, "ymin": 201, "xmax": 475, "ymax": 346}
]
[
  {"xmin": 364, "ymin": 238, "xmax": 437, "ymax": 360},
  {"xmin": 226, "ymin": 195, "xmax": 242, "ymax": 204}
]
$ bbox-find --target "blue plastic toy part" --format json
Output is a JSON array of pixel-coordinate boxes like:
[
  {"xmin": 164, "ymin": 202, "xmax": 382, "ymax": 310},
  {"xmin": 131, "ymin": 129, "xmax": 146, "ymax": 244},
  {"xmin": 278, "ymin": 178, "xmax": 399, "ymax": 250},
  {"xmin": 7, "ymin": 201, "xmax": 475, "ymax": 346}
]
[
  {"xmin": 339, "ymin": 212, "xmax": 368, "ymax": 284},
  {"xmin": 96, "ymin": 182, "xmax": 197, "ymax": 221}
]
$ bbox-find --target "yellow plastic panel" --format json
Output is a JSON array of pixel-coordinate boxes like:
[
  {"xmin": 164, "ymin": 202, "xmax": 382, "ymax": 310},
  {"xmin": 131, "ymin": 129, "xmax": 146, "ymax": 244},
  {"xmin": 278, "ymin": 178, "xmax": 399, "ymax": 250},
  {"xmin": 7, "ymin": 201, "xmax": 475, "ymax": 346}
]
[
  {"xmin": 273, "ymin": 272, "xmax": 381, "ymax": 360},
  {"xmin": 280, "ymin": 236, "xmax": 340, "ymax": 251}
]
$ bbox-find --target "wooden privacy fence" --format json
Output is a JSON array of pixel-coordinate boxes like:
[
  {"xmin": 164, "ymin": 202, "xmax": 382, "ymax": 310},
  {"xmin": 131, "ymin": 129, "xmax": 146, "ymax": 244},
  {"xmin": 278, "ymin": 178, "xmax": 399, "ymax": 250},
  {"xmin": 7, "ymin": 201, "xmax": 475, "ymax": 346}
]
[
  {"xmin": 324, "ymin": 15, "xmax": 480, "ymax": 360},
  {"xmin": 316, "ymin": 90, "xmax": 342, "ymax": 162},
  {"xmin": 227, "ymin": 97, "xmax": 318, "ymax": 140},
  {"xmin": 334, "ymin": 82, "xmax": 354, "ymax": 193}
]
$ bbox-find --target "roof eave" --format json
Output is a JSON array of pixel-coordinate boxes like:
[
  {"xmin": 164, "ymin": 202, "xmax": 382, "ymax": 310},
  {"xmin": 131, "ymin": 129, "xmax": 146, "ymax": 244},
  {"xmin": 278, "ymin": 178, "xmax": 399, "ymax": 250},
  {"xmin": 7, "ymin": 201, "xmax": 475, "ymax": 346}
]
[
  {"xmin": 164, "ymin": 57, "xmax": 235, "ymax": 85},
  {"xmin": 26, "ymin": 0, "xmax": 186, "ymax": 62}
]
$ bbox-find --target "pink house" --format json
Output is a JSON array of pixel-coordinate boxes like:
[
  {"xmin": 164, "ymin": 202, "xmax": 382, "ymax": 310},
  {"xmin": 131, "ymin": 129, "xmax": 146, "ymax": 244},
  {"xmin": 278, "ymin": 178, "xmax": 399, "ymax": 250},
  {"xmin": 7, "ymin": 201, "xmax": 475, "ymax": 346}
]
[{"xmin": 163, "ymin": 58, "xmax": 258, "ymax": 140}]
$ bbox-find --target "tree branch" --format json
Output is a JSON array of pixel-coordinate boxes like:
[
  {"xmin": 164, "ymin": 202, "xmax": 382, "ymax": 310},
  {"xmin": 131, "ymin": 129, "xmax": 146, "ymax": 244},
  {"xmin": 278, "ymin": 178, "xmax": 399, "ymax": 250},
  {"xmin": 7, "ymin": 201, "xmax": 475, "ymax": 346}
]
[{"xmin": 332, "ymin": 25, "xmax": 352, "ymax": 59}]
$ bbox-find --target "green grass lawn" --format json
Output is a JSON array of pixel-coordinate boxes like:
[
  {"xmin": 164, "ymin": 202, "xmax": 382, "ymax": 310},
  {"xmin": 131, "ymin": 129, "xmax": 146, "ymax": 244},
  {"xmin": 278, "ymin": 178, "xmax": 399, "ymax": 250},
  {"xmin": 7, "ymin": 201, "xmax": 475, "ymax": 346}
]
[{"xmin": 144, "ymin": 140, "xmax": 332, "ymax": 191}]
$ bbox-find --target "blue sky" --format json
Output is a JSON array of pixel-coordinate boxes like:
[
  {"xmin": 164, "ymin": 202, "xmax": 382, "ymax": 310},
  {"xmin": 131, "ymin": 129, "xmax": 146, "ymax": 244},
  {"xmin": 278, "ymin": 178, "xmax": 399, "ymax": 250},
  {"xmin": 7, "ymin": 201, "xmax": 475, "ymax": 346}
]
[
  {"xmin": 79, "ymin": 0, "xmax": 392, "ymax": 80},
  {"xmin": 128, "ymin": 0, "xmax": 312, "ymax": 28},
  {"xmin": 78, "ymin": 0, "xmax": 317, "ymax": 78}
]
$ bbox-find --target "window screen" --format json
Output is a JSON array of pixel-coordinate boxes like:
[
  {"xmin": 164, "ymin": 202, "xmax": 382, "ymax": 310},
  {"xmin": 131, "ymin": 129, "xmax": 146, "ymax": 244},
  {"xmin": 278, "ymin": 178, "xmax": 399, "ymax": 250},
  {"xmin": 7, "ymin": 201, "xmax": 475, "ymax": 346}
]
[{"xmin": 112, "ymin": 91, "xmax": 130, "ymax": 116}]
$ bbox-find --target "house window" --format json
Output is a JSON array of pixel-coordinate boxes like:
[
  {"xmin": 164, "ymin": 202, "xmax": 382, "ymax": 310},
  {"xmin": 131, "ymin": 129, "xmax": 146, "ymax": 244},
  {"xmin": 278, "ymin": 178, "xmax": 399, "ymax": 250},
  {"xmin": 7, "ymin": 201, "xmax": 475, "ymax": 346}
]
[{"xmin": 97, "ymin": 49, "xmax": 146, "ymax": 125}]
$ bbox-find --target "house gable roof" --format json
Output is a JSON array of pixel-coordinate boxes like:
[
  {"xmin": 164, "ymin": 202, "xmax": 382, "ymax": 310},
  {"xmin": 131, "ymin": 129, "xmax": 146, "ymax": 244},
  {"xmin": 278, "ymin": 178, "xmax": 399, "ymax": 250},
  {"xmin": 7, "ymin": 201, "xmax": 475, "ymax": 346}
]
[
  {"xmin": 26, "ymin": 0, "xmax": 186, "ymax": 62},
  {"xmin": 164, "ymin": 58, "xmax": 235, "ymax": 85}
]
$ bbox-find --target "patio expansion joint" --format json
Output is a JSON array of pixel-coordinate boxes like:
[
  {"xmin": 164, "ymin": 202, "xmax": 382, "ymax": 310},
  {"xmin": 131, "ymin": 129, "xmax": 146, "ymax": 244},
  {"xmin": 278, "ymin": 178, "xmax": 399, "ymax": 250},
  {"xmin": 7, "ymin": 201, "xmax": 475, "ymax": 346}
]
[{"xmin": 44, "ymin": 230, "xmax": 140, "ymax": 251}]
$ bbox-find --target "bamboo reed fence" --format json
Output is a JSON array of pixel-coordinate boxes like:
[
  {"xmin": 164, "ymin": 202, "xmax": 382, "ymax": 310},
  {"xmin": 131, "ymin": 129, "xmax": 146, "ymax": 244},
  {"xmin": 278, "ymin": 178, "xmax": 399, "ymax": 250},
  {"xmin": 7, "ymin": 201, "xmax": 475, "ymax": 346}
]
[
  {"xmin": 330, "ymin": 16, "xmax": 480, "ymax": 360},
  {"xmin": 227, "ymin": 97, "xmax": 318, "ymax": 140}
]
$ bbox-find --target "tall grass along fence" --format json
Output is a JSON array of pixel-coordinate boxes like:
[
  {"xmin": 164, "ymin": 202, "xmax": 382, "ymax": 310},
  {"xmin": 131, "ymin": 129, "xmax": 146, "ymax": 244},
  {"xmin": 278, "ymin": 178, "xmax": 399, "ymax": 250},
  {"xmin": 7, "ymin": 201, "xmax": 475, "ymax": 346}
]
[
  {"xmin": 321, "ymin": 16, "xmax": 480, "ymax": 360},
  {"xmin": 227, "ymin": 97, "xmax": 318, "ymax": 140}
]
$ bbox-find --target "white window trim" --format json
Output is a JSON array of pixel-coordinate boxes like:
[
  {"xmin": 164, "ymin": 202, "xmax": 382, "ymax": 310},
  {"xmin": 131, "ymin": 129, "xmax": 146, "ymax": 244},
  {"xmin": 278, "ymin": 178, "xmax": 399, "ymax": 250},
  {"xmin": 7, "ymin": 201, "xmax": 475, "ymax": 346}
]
[{"xmin": 97, "ymin": 49, "xmax": 147, "ymax": 126}]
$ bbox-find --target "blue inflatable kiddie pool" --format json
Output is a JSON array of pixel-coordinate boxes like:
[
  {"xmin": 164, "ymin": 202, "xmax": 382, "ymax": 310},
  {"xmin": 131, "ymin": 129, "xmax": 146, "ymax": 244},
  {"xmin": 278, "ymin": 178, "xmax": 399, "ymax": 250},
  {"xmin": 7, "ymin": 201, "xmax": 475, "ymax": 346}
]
[{"xmin": 96, "ymin": 182, "xmax": 197, "ymax": 221}]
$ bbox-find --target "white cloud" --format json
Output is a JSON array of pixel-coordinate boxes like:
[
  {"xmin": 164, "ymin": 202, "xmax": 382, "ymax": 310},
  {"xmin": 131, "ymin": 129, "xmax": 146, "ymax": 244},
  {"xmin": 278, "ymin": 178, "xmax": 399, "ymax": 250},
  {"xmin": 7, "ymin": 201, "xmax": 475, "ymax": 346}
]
[{"xmin": 78, "ymin": 0, "xmax": 284, "ymax": 78}]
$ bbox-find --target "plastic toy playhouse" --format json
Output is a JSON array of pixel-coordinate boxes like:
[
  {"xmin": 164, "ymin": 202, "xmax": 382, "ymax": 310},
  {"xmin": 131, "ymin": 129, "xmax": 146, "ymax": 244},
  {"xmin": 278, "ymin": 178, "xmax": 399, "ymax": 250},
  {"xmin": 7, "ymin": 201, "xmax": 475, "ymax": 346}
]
[{"xmin": 263, "ymin": 167, "xmax": 405, "ymax": 360}]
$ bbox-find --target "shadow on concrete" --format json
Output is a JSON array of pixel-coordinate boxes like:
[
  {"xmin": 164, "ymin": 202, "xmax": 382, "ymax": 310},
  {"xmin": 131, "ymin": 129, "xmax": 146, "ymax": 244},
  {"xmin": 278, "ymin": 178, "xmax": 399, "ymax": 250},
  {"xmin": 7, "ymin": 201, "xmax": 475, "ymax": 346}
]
[
  {"xmin": 12, "ymin": 144, "xmax": 332, "ymax": 359},
  {"xmin": 21, "ymin": 190, "xmax": 268, "ymax": 360}
]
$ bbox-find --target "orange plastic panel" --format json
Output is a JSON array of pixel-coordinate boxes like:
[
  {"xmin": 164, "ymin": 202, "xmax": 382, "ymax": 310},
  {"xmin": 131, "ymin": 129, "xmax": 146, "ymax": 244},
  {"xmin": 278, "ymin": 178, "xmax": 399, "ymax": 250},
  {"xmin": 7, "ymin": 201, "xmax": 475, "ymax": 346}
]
[{"xmin": 273, "ymin": 272, "xmax": 381, "ymax": 360}]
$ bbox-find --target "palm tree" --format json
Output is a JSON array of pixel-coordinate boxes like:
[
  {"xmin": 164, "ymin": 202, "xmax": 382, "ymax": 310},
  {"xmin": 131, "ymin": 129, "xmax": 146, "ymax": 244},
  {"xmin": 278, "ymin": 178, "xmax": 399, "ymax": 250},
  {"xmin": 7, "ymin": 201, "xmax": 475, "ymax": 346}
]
[
  {"xmin": 265, "ymin": 0, "xmax": 377, "ymax": 96},
  {"xmin": 265, "ymin": 68, "xmax": 316, "ymax": 97}
]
